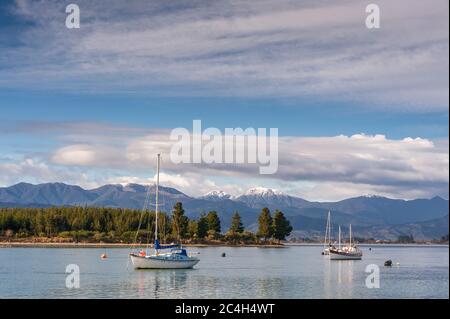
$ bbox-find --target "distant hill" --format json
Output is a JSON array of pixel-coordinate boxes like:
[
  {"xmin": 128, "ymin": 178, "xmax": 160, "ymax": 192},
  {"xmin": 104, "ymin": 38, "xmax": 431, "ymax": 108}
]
[
  {"xmin": 315, "ymin": 195, "xmax": 449, "ymax": 224},
  {"xmin": 353, "ymin": 214, "xmax": 450, "ymax": 241},
  {"xmin": 0, "ymin": 183, "xmax": 448, "ymax": 239}
]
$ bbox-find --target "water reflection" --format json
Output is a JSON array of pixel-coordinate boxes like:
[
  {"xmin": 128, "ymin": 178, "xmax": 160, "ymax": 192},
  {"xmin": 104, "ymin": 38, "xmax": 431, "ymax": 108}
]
[
  {"xmin": 133, "ymin": 269, "xmax": 190, "ymax": 298},
  {"xmin": 323, "ymin": 257, "xmax": 356, "ymax": 298},
  {"xmin": 0, "ymin": 246, "xmax": 447, "ymax": 298},
  {"xmin": 323, "ymin": 257, "xmax": 332, "ymax": 299}
]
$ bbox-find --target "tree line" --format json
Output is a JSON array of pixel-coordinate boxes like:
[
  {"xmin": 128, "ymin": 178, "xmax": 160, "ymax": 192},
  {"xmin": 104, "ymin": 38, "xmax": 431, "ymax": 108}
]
[{"xmin": 0, "ymin": 203, "xmax": 292, "ymax": 245}]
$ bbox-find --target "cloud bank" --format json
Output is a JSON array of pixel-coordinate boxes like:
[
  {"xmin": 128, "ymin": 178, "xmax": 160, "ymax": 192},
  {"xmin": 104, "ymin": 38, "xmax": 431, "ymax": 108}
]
[
  {"xmin": 1, "ymin": 122, "xmax": 447, "ymax": 201},
  {"xmin": 0, "ymin": 0, "xmax": 448, "ymax": 110}
]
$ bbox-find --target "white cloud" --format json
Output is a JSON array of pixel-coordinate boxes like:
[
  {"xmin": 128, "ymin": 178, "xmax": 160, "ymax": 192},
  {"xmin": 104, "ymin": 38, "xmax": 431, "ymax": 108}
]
[
  {"xmin": 2, "ymin": 128, "xmax": 448, "ymax": 199},
  {"xmin": 51, "ymin": 144, "xmax": 126, "ymax": 167},
  {"xmin": 40, "ymin": 127, "xmax": 449, "ymax": 199},
  {"xmin": 0, "ymin": 158, "xmax": 98, "ymax": 189},
  {"xmin": 1, "ymin": 0, "xmax": 448, "ymax": 110},
  {"xmin": 278, "ymin": 134, "xmax": 448, "ymax": 186},
  {"xmin": 2, "ymin": 121, "xmax": 447, "ymax": 199}
]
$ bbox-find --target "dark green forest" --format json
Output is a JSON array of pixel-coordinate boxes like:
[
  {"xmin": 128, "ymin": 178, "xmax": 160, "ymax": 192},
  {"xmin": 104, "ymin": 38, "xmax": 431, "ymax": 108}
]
[{"xmin": 0, "ymin": 203, "xmax": 292, "ymax": 245}]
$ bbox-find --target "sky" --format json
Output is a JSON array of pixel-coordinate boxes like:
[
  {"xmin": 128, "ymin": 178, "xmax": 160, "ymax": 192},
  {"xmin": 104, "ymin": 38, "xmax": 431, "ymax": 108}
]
[{"xmin": 0, "ymin": 0, "xmax": 448, "ymax": 201}]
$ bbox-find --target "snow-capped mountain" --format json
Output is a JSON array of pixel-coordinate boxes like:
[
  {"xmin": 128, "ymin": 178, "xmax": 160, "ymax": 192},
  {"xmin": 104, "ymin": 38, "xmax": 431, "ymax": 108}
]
[
  {"xmin": 234, "ymin": 187, "xmax": 310, "ymax": 209},
  {"xmin": 245, "ymin": 187, "xmax": 285, "ymax": 197},
  {"xmin": 0, "ymin": 182, "xmax": 448, "ymax": 239},
  {"xmin": 199, "ymin": 190, "xmax": 231, "ymax": 201}
]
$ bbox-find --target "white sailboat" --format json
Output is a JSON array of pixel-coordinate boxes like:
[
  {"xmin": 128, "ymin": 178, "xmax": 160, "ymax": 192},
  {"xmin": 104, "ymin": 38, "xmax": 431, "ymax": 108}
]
[
  {"xmin": 322, "ymin": 211, "xmax": 333, "ymax": 255},
  {"xmin": 329, "ymin": 224, "xmax": 362, "ymax": 260},
  {"xmin": 130, "ymin": 154, "xmax": 200, "ymax": 269}
]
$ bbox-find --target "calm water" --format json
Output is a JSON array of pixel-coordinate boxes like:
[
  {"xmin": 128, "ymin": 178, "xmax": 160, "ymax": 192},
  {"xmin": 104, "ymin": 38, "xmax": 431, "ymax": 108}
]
[{"xmin": 0, "ymin": 245, "xmax": 448, "ymax": 299}]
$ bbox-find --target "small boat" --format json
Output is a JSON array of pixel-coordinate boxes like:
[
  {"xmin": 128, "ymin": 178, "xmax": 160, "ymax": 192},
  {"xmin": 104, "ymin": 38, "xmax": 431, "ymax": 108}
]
[
  {"xmin": 100, "ymin": 253, "xmax": 108, "ymax": 259},
  {"xmin": 322, "ymin": 211, "xmax": 333, "ymax": 255},
  {"xmin": 129, "ymin": 154, "xmax": 200, "ymax": 269},
  {"xmin": 130, "ymin": 242, "xmax": 199, "ymax": 269},
  {"xmin": 329, "ymin": 225, "xmax": 362, "ymax": 260}
]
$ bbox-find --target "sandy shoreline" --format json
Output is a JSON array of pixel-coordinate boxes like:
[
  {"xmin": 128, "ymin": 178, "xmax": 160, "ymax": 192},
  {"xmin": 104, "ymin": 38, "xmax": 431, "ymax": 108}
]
[
  {"xmin": 0, "ymin": 241, "xmax": 286, "ymax": 248},
  {"xmin": 1, "ymin": 241, "xmax": 446, "ymax": 249}
]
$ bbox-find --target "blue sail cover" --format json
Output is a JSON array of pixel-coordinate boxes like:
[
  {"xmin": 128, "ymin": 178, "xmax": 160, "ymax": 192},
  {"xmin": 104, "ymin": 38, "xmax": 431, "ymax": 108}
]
[{"xmin": 154, "ymin": 239, "xmax": 180, "ymax": 250}]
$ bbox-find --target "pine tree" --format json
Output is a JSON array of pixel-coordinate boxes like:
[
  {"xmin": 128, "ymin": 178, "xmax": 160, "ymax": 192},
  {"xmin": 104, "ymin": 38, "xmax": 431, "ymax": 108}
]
[
  {"xmin": 171, "ymin": 202, "xmax": 189, "ymax": 240},
  {"xmin": 197, "ymin": 214, "xmax": 209, "ymax": 239},
  {"xmin": 272, "ymin": 210, "xmax": 293, "ymax": 243},
  {"xmin": 206, "ymin": 211, "xmax": 221, "ymax": 233},
  {"xmin": 229, "ymin": 211, "xmax": 244, "ymax": 233},
  {"xmin": 257, "ymin": 207, "xmax": 273, "ymax": 242},
  {"xmin": 187, "ymin": 220, "xmax": 198, "ymax": 239}
]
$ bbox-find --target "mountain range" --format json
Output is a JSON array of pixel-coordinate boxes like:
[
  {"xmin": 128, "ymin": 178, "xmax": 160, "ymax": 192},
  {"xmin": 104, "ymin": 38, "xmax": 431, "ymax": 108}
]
[{"xmin": 0, "ymin": 182, "xmax": 448, "ymax": 240}]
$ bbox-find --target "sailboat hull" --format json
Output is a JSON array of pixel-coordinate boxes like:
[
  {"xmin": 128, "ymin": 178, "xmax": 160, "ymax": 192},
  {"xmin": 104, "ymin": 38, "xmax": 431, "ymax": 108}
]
[
  {"xmin": 329, "ymin": 250, "xmax": 362, "ymax": 260},
  {"xmin": 130, "ymin": 254, "xmax": 200, "ymax": 269}
]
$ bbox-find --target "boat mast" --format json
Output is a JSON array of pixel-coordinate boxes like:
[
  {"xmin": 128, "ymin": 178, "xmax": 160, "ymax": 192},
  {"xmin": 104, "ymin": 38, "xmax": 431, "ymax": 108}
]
[
  {"xmin": 349, "ymin": 224, "xmax": 352, "ymax": 247},
  {"xmin": 327, "ymin": 211, "xmax": 331, "ymax": 244},
  {"xmin": 324, "ymin": 211, "xmax": 329, "ymax": 248},
  {"xmin": 155, "ymin": 154, "xmax": 160, "ymax": 243},
  {"xmin": 338, "ymin": 225, "xmax": 341, "ymax": 250}
]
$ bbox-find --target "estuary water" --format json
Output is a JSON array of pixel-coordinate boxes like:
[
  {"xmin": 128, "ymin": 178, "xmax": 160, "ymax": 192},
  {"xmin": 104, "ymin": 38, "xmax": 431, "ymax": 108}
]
[{"xmin": 0, "ymin": 245, "xmax": 448, "ymax": 299}]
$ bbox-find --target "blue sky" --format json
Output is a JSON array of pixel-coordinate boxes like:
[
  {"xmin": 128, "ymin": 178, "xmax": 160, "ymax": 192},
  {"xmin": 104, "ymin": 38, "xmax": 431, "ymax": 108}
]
[
  {"xmin": 0, "ymin": 0, "xmax": 448, "ymax": 201},
  {"xmin": 1, "ymin": 90, "xmax": 449, "ymax": 139}
]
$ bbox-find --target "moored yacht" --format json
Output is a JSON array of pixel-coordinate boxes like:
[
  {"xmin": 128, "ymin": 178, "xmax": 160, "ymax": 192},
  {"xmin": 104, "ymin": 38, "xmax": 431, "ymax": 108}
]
[
  {"xmin": 329, "ymin": 224, "xmax": 362, "ymax": 260},
  {"xmin": 130, "ymin": 240, "xmax": 199, "ymax": 269},
  {"xmin": 129, "ymin": 154, "xmax": 200, "ymax": 269}
]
